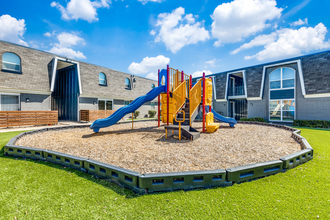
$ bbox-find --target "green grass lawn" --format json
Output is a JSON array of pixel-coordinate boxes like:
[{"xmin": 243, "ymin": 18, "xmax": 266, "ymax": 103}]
[{"xmin": 0, "ymin": 128, "xmax": 329, "ymax": 219}]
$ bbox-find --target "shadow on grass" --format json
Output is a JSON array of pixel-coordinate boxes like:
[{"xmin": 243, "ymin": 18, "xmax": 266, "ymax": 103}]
[{"xmin": 0, "ymin": 147, "xmax": 144, "ymax": 199}]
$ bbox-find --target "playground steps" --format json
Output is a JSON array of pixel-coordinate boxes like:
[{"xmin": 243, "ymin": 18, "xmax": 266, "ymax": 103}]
[
  {"xmin": 166, "ymin": 99, "xmax": 201, "ymax": 141},
  {"xmin": 164, "ymin": 125, "xmax": 200, "ymax": 141},
  {"xmin": 174, "ymin": 99, "xmax": 199, "ymax": 126}
]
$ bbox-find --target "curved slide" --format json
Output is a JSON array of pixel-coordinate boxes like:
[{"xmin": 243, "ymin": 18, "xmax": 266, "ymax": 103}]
[
  {"xmin": 90, "ymin": 85, "xmax": 166, "ymax": 132},
  {"xmin": 210, "ymin": 106, "xmax": 237, "ymax": 128}
]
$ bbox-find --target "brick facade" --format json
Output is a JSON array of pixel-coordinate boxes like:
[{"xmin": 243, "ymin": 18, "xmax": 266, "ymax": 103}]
[{"xmin": 0, "ymin": 40, "xmax": 159, "ymax": 120}]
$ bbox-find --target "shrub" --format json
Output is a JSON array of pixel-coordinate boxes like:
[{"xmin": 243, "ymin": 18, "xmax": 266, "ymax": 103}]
[
  {"xmin": 240, "ymin": 117, "xmax": 267, "ymax": 122},
  {"xmin": 293, "ymin": 120, "xmax": 330, "ymax": 128},
  {"xmin": 134, "ymin": 111, "xmax": 140, "ymax": 119},
  {"xmin": 148, "ymin": 110, "xmax": 157, "ymax": 118}
]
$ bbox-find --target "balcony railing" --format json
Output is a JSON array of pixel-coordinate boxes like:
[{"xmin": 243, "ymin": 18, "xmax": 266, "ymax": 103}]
[{"xmin": 228, "ymin": 86, "xmax": 245, "ymax": 96}]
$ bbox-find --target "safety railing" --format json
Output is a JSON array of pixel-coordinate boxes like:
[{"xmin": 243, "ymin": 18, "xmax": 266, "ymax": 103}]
[
  {"xmin": 189, "ymin": 79, "xmax": 202, "ymax": 125},
  {"xmin": 228, "ymin": 86, "xmax": 245, "ymax": 96},
  {"xmin": 169, "ymin": 68, "xmax": 190, "ymax": 92},
  {"xmin": 172, "ymin": 81, "xmax": 187, "ymax": 119}
]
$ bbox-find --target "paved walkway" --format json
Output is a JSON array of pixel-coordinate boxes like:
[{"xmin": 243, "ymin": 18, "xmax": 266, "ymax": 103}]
[{"xmin": 0, "ymin": 121, "xmax": 92, "ymax": 133}]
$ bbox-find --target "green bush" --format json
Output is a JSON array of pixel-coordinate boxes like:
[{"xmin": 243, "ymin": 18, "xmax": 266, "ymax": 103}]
[
  {"xmin": 240, "ymin": 117, "xmax": 267, "ymax": 122},
  {"xmin": 293, "ymin": 119, "xmax": 330, "ymax": 128},
  {"xmin": 148, "ymin": 110, "xmax": 157, "ymax": 118},
  {"xmin": 133, "ymin": 111, "xmax": 140, "ymax": 119}
]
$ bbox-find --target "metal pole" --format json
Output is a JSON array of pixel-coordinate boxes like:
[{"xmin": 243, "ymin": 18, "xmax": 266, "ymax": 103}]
[
  {"xmin": 181, "ymin": 71, "xmax": 184, "ymax": 83},
  {"xmin": 167, "ymin": 65, "xmax": 169, "ymax": 126},
  {"xmin": 190, "ymin": 75, "xmax": 192, "ymax": 90},
  {"xmin": 179, "ymin": 122, "xmax": 181, "ymax": 140},
  {"xmin": 209, "ymin": 77, "xmax": 212, "ymax": 114},
  {"xmin": 132, "ymin": 112, "xmax": 134, "ymax": 130},
  {"xmin": 158, "ymin": 69, "xmax": 160, "ymax": 127},
  {"xmin": 203, "ymin": 72, "xmax": 206, "ymax": 133}
]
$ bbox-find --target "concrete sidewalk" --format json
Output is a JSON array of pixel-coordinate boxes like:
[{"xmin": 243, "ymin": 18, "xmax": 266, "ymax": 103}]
[{"xmin": 0, "ymin": 121, "xmax": 92, "ymax": 133}]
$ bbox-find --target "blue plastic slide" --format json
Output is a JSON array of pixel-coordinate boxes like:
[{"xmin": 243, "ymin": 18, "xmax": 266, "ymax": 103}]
[
  {"xmin": 90, "ymin": 85, "xmax": 166, "ymax": 132},
  {"xmin": 210, "ymin": 106, "xmax": 237, "ymax": 127}
]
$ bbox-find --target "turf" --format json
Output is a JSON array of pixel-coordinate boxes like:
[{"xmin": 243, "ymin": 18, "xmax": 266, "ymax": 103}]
[{"xmin": 0, "ymin": 128, "xmax": 329, "ymax": 219}]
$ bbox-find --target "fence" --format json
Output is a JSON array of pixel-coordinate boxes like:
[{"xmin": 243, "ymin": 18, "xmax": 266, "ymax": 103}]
[
  {"xmin": 0, "ymin": 111, "xmax": 58, "ymax": 128},
  {"xmin": 80, "ymin": 110, "xmax": 116, "ymax": 122}
]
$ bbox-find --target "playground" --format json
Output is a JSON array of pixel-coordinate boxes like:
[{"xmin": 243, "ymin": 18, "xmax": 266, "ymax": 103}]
[
  {"xmin": 15, "ymin": 121, "xmax": 301, "ymax": 174},
  {"xmin": 5, "ymin": 66, "xmax": 314, "ymax": 193}
]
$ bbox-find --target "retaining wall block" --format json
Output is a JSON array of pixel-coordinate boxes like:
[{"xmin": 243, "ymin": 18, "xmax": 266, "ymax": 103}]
[
  {"xmin": 84, "ymin": 159, "xmax": 142, "ymax": 193},
  {"xmin": 73, "ymin": 125, "xmax": 90, "ymax": 129},
  {"xmin": 226, "ymin": 160, "xmax": 283, "ymax": 184},
  {"xmin": 280, "ymin": 149, "xmax": 313, "ymax": 169},
  {"xmin": 44, "ymin": 150, "xmax": 86, "ymax": 169},
  {"xmin": 7, "ymin": 137, "xmax": 17, "ymax": 146},
  {"xmin": 302, "ymin": 139, "xmax": 314, "ymax": 155},
  {"xmin": 4, "ymin": 145, "xmax": 45, "ymax": 160},
  {"xmin": 139, "ymin": 169, "xmax": 230, "ymax": 193}
]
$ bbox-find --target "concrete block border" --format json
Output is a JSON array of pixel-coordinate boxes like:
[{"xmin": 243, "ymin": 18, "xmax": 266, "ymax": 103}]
[{"xmin": 4, "ymin": 121, "xmax": 314, "ymax": 193}]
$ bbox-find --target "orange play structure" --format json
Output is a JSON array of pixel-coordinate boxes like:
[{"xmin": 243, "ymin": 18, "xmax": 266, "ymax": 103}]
[{"xmin": 157, "ymin": 66, "xmax": 219, "ymax": 141}]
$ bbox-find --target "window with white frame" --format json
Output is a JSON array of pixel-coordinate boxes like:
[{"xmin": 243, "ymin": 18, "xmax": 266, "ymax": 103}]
[
  {"xmin": 98, "ymin": 100, "xmax": 113, "ymax": 110},
  {"xmin": 2, "ymin": 52, "xmax": 21, "ymax": 72},
  {"xmin": 269, "ymin": 67, "xmax": 295, "ymax": 122},
  {"xmin": 0, "ymin": 94, "xmax": 20, "ymax": 111},
  {"xmin": 99, "ymin": 72, "xmax": 106, "ymax": 85}
]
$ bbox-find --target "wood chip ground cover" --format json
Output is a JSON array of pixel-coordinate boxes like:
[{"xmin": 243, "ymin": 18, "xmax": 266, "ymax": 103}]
[{"xmin": 16, "ymin": 122, "xmax": 302, "ymax": 174}]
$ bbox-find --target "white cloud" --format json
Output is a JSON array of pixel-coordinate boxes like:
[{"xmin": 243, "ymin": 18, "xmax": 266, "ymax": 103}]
[
  {"xmin": 192, "ymin": 70, "xmax": 212, "ymax": 78},
  {"xmin": 146, "ymin": 72, "xmax": 158, "ymax": 80},
  {"xmin": 49, "ymin": 32, "xmax": 86, "ymax": 59},
  {"xmin": 231, "ymin": 32, "xmax": 277, "ymax": 54},
  {"xmin": 150, "ymin": 30, "xmax": 156, "ymax": 36},
  {"xmin": 205, "ymin": 58, "xmax": 217, "ymax": 66},
  {"xmin": 44, "ymin": 31, "xmax": 56, "ymax": 37},
  {"xmin": 153, "ymin": 7, "xmax": 210, "ymax": 53},
  {"xmin": 44, "ymin": 32, "xmax": 52, "ymax": 37},
  {"xmin": 138, "ymin": 0, "xmax": 163, "ymax": 4},
  {"xmin": 204, "ymin": 58, "xmax": 219, "ymax": 68},
  {"xmin": 0, "ymin": 14, "xmax": 28, "ymax": 46},
  {"xmin": 55, "ymin": 32, "xmax": 85, "ymax": 48},
  {"xmin": 211, "ymin": 0, "xmax": 283, "ymax": 46},
  {"xmin": 244, "ymin": 23, "xmax": 330, "ymax": 61},
  {"xmin": 49, "ymin": 47, "xmax": 86, "ymax": 59},
  {"xmin": 51, "ymin": 0, "xmax": 111, "ymax": 23},
  {"xmin": 290, "ymin": 18, "xmax": 308, "ymax": 26},
  {"xmin": 128, "ymin": 55, "xmax": 170, "ymax": 74}
]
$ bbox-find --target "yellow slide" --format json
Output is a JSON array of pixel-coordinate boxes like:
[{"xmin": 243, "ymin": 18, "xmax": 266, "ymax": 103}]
[{"xmin": 206, "ymin": 112, "xmax": 220, "ymax": 133}]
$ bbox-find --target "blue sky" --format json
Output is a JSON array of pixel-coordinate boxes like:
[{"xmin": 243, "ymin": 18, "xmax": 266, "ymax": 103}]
[{"xmin": 1, "ymin": 0, "xmax": 330, "ymax": 80}]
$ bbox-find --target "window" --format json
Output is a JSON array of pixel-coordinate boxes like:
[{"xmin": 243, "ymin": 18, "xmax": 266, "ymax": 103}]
[
  {"xmin": 151, "ymin": 84, "xmax": 155, "ymax": 89},
  {"xmin": 99, "ymin": 73, "xmax": 106, "ymax": 85},
  {"xmin": 0, "ymin": 94, "xmax": 20, "ymax": 111},
  {"xmin": 125, "ymin": 78, "xmax": 131, "ymax": 89},
  {"xmin": 2, "ymin": 52, "xmax": 21, "ymax": 72},
  {"xmin": 269, "ymin": 67, "xmax": 295, "ymax": 122},
  {"xmin": 151, "ymin": 102, "xmax": 155, "ymax": 109},
  {"xmin": 98, "ymin": 100, "xmax": 112, "ymax": 110},
  {"xmin": 124, "ymin": 100, "xmax": 130, "ymax": 105}
]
